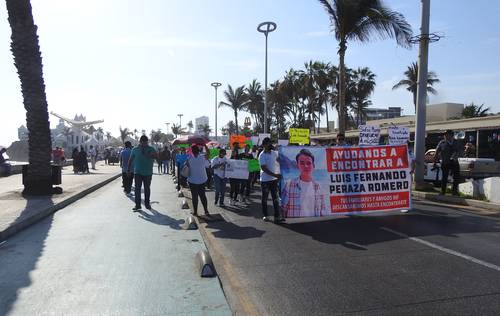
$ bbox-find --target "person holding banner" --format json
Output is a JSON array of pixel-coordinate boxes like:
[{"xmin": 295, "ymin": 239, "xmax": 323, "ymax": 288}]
[
  {"xmin": 211, "ymin": 148, "xmax": 228, "ymax": 207},
  {"xmin": 259, "ymin": 138, "xmax": 285, "ymax": 223},
  {"xmin": 186, "ymin": 144, "xmax": 211, "ymax": 216},
  {"xmin": 281, "ymin": 149, "xmax": 326, "ymax": 217},
  {"xmin": 239, "ymin": 144, "xmax": 254, "ymax": 203}
]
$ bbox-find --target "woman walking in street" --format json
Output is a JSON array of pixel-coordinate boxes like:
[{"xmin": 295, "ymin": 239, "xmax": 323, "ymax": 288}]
[
  {"xmin": 211, "ymin": 148, "xmax": 228, "ymax": 207},
  {"xmin": 187, "ymin": 144, "xmax": 210, "ymax": 216}
]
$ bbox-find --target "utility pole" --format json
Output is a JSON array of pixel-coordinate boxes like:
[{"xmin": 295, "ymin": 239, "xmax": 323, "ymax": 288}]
[
  {"xmin": 177, "ymin": 114, "xmax": 183, "ymax": 128},
  {"xmin": 257, "ymin": 21, "xmax": 277, "ymax": 134},
  {"xmin": 414, "ymin": 0, "xmax": 431, "ymax": 189},
  {"xmin": 211, "ymin": 82, "xmax": 222, "ymax": 140}
]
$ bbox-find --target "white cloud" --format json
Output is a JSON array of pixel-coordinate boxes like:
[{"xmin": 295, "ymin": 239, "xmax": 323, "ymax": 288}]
[{"xmin": 304, "ymin": 30, "xmax": 330, "ymax": 37}]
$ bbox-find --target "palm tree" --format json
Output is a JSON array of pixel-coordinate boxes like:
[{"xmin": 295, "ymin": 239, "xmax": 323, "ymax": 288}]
[
  {"xmin": 105, "ymin": 132, "xmax": 112, "ymax": 141},
  {"xmin": 462, "ymin": 102, "xmax": 490, "ymax": 118},
  {"xmin": 351, "ymin": 67, "xmax": 376, "ymax": 126},
  {"xmin": 246, "ymin": 79, "xmax": 265, "ymax": 132},
  {"xmin": 392, "ymin": 62, "xmax": 440, "ymax": 111},
  {"xmin": 171, "ymin": 124, "xmax": 185, "ymax": 137},
  {"xmin": 219, "ymin": 84, "xmax": 249, "ymax": 134},
  {"xmin": 119, "ymin": 127, "xmax": 132, "ymax": 143},
  {"xmin": 6, "ymin": 0, "xmax": 54, "ymax": 194},
  {"xmin": 200, "ymin": 124, "xmax": 212, "ymax": 136},
  {"xmin": 318, "ymin": 0, "xmax": 412, "ymax": 134},
  {"xmin": 221, "ymin": 120, "xmax": 238, "ymax": 136}
]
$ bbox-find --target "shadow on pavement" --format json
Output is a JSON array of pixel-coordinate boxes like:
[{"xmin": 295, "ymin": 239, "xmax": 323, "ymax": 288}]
[
  {"xmin": 0, "ymin": 196, "xmax": 54, "ymax": 315},
  {"xmin": 137, "ymin": 208, "xmax": 185, "ymax": 230},
  {"xmin": 205, "ymin": 220, "xmax": 266, "ymax": 240}
]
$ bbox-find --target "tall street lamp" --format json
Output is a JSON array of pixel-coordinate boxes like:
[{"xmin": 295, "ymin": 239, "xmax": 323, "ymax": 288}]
[
  {"xmin": 177, "ymin": 114, "xmax": 183, "ymax": 128},
  {"xmin": 211, "ymin": 82, "xmax": 222, "ymax": 140},
  {"xmin": 257, "ymin": 21, "xmax": 277, "ymax": 134}
]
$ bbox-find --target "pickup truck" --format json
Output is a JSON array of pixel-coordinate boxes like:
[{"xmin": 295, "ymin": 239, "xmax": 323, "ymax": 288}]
[{"xmin": 424, "ymin": 149, "xmax": 500, "ymax": 180}]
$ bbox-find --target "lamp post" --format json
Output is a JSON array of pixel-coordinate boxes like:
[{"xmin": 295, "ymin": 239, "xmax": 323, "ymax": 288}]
[
  {"xmin": 177, "ymin": 114, "xmax": 183, "ymax": 128},
  {"xmin": 165, "ymin": 122, "xmax": 170, "ymax": 133},
  {"xmin": 257, "ymin": 21, "xmax": 277, "ymax": 134},
  {"xmin": 211, "ymin": 82, "xmax": 222, "ymax": 140}
]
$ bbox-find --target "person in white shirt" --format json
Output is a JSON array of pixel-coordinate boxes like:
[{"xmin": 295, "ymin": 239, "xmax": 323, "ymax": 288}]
[
  {"xmin": 211, "ymin": 148, "xmax": 228, "ymax": 207},
  {"xmin": 259, "ymin": 138, "xmax": 285, "ymax": 224},
  {"xmin": 89, "ymin": 145, "xmax": 97, "ymax": 170},
  {"xmin": 187, "ymin": 144, "xmax": 211, "ymax": 216}
]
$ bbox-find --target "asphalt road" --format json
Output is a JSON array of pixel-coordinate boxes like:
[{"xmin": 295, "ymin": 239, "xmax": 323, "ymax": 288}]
[
  {"xmin": 199, "ymin": 184, "xmax": 500, "ymax": 315},
  {"xmin": 0, "ymin": 173, "xmax": 230, "ymax": 316}
]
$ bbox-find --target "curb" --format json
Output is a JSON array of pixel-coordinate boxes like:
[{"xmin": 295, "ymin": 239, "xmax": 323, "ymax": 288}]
[
  {"xmin": 180, "ymin": 187, "xmax": 261, "ymax": 316},
  {"xmin": 411, "ymin": 191, "xmax": 500, "ymax": 212},
  {"xmin": 0, "ymin": 173, "xmax": 121, "ymax": 242}
]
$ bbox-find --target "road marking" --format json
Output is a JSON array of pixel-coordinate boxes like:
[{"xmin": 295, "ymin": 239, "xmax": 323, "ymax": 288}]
[{"xmin": 380, "ymin": 227, "xmax": 500, "ymax": 273}]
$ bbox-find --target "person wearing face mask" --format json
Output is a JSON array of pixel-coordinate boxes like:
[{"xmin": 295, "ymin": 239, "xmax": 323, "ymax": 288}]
[
  {"xmin": 127, "ymin": 135, "xmax": 158, "ymax": 211},
  {"xmin": 281, "ymin": 149, "xmax": 326, "ymax": 218},
  {"xmin": 434, "ymin": 130, "xmax": 460, "ymax": 195}
]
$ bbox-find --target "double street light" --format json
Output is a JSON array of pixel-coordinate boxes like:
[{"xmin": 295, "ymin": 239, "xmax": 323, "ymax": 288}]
[
  {"xmin": 257, "ymin": 21, "xmax": 277, "ymax": 134},
  {"xmin": 211, "ymin": 82, "xmax": 222, "ymax": 140}
]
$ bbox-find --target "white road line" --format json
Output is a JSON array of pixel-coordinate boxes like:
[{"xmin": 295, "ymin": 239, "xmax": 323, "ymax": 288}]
[{"xmin": 380, "ymin": 227, "xmax": 500, "ymax": 273}]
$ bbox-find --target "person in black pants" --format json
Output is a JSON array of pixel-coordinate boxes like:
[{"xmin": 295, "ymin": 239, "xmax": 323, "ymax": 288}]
[
  {"xmin": 259, "ymin": 138, "xmax": 285, "ymax": 224},
  {"xmin": 187, "ymin": 144, "xmax": 210, "ymax": 216},
  {"xmin": 127, "ymin": 136, "xmax": 157, "ymax": 211},
  {"xmin": 239, "ymin": 144, "xmax": 254, "ymax": 203},
  {"xmin": 434, "ymin": 130, "xmax": 460, "ymax": 195}
]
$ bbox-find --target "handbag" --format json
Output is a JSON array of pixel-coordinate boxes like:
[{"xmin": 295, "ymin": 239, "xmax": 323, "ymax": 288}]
[{"xmin": 180, "ymin": 161, "xmax": 190, "ymax": 178}]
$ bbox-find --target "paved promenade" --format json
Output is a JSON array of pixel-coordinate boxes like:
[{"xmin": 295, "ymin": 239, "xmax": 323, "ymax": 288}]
[{"xmin": 0, "ymin": 163, "xmax": 121, "ymax": 241}]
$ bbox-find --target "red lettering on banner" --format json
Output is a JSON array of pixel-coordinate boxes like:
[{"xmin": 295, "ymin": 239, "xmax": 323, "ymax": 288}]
[
  {"xmin": 328, "ymin": 192, "xmax": 410, "ymax": 213},
  {"xmin": 326, "ymin": 145, "xmax": 408, "ymax": 172}
]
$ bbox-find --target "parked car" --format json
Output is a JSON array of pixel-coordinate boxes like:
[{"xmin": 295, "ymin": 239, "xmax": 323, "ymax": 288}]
[{"xmin": 424, "ymin": 149, "xmax": 500, "ymax": 180}]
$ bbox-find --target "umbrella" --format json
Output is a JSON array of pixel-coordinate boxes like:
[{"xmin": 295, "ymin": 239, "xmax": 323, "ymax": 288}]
[{"xmin": 172, "ymin": 134, "xmax": 209, "ymax": 145}]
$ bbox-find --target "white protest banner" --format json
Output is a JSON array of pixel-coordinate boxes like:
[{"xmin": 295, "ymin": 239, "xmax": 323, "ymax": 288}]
[
  {"xmin": 278, "ymin": 139, "xmax": 289, "ymax": 146},
  {"xmin": 358, "ymin": 125, "xmax": 380, "ymax": 146},
  {"xmin": 225, "ymin": 159, "xmax": 249, "ymax": 180},
  {"xmin": 388, "ymin": 126, "xmax": 410, "ymax": 145},
  {"xmin": 257, "ymin": 133, "xmax": 271, "ymax": 145},
  {"xmin": 278, "ymin": 145, "xmax": 411, "ymax": 218}
]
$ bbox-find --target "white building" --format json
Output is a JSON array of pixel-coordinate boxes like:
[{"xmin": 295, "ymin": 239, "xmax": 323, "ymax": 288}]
[{"xmin": 195, "ymin": 116, "xmax": 210, "ymax": 135}]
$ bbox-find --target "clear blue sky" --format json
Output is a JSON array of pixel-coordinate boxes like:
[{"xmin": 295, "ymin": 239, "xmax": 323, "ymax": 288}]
[{"xmin": 1, "ymin": 0, "xmax": 499, "ymax": 146}]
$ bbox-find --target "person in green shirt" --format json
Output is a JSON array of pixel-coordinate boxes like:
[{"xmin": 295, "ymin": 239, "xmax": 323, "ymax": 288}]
[{"xmin": 127, "ymin": 135, "xmax": 157, "ymax": 211}]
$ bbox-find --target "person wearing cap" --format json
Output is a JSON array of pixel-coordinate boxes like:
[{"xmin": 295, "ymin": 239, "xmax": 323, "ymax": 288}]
[
  {"xmin": 258, "ymin": 138, "xmax": 285, "ymax": 223},
  {"xmin": 434, "ymin": 130, "xmax": 460, "ymax": 195},
  {"xmin": 127, "ymin": 135, "xmax": 158, "ymax": 211},
  {"xmin": 120, "ymin": 141, "xmax": 133, "ymax": 194}
]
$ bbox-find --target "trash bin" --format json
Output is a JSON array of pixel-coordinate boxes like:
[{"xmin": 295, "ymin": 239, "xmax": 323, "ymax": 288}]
[{"xmin": 51, "ymin": 165, "xmax": 62, "ymax": 185}]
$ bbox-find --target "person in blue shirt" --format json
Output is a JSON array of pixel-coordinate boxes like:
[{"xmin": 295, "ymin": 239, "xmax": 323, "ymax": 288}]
[
  {"xmin": 127, "ymin": 135, "xmax": 157, "ymax": 211},
  {"xmin": 120, "ymin": 141, "xmax": 133, "ymax": 194}
]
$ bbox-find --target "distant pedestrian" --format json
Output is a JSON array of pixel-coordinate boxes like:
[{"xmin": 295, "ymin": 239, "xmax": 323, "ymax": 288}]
[
  {"xmin": 160, "ymin": 147, "xmax": 171, "ymax": 174},
  {"xmin": 434, "ymin": 130, "xmax": 460, "ymax": 195},
  {"xmin": 156, "ymin": 153, "xmax": 163, "ymax": 174},
  {"xmin": 120, "ymin": 141, "xmax": 133, "ymax": 194},
  {"xmin": 72, "ymin": 147, "xmax": 79, "ymax": 173},
  {"xmin": 211, "ymin": 148, "xmax": 228, "ymax": 207},
  {"xmin": 229, "ymin": 142, "xmax": 241, "ymax": 206},
  {"xmin": 259, "ymin": 138, "xmax": 284, "ymax": 223},
  {"xmin": 186, "ymin": 144, "xmax": 210, "ymax": 216},
  {"xmin": 79, "ymin": 146, "xmax": 89, "ymax": 174},
  {"xmin": 238, "ymin": 144, "xmax": 254, "ymax": 203},
  {"xmin": 89, "ymin": 145, "xmax": 97, "ymax": 170},
  {"xmin": 128, "ymin": 135, "xmax": 157, "ymax": 211},
  {"xmin": 104, "ymin": 148, "xmax": 110, "ymax": 165}
]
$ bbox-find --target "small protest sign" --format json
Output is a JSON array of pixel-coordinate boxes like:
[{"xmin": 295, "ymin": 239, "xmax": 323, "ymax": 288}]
[
  {"xmin": 388, "ymin": 126, "xmax": 410, "ymax": 145},
  {"xmin": 358, "ymin": 125, "xmax": 381, "ymax": 146},
  {"xmin": 289, "ymin": 128, "xmax": 310, "ymax": 144},
  {"xmin": 225, "ymin": 159, "xmax": 249, "ymax": 179}
]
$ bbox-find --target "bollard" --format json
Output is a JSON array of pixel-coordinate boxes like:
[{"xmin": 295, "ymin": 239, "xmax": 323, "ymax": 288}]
[
  {"xmin": 181, "ymin": 199, "xmax": 190, "ymax": 209},
  {"xmin": 178, "ymin": 190, "xmax": 184, "ymax": 198},
  {"xmin": 183, "ymin": 215, "xmax": 198, "ymax": 230},
  {"xmin": 196, "ymin": 250, "xmax": 216, "ymax": 277}
]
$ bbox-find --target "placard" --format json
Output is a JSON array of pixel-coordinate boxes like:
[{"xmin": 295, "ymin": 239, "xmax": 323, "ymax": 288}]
[
  {"xmin": 279, "ymin": 145, "xmax": 411, "ymax": 218},
  {"xmin": 230, "ymin": 135, "xmax": 246, "ymax": 148},
  {"xmin": 358, "ymin": 125, "xmax": 380, "ymax": 146},
  {"xmin": 224, "ymin": 159, "xmax": 249, "ymax": 179},
  {"xmin": 289, "ymin": 128, "xmax": 310, "ymax": 144},
  {"xmin": 388, "ymin": 126, "xmax": 409, "ymax": 145}
]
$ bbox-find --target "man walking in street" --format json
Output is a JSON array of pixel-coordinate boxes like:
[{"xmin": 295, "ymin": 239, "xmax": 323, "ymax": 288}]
[
  {"xmin": 127, "ymin": 135, "xmax": 157, "ymax": 211},
  {"xmin": 434, "ymin": 130, "xmax": 460, "ymax": 195},
  {"xmin": 120, "ymin": 141, "xmax": 133, "ymax": 194},
  {"xmin": 160, "ymin": 147, "xmax": 171, "ymax": 174},
  {"xmin": 259, "ymin": 138, "xmax": 285, "ymax": 224}
]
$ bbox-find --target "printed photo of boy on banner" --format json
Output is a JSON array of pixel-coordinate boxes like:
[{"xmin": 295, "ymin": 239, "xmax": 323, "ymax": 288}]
[{"xmin": 279, "ymin": 145, "xmax": 412, "ymax": 218}]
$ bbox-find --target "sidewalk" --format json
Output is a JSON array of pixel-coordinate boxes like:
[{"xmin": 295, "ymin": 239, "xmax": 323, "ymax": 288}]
[
  {"xmin": 411, "ymin": 191, "xmax": 500, "ymax": 214},
  {"xmin": 0, "ymin": 163, "xmax": 121, "ymax": 241}
]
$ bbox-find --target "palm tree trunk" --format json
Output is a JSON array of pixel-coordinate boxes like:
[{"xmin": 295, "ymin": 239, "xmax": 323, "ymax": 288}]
[
  {"xmin": 412, "ymin": 91, "xmax": 417, "ymax": 113},
  {"xmin": 7, "ymin": 0, "xmax": 54, "ymax": 195},
  {"xmin": 338, "ymin": 42, "xmax": 347, "ymax": 134},
  {"xmin": 325, "ymin": 99, "xmax": 330, "ymax": 133},
  {"xmin": 234, "ymin": 110, "xmax": 238, "ymax": 134}
]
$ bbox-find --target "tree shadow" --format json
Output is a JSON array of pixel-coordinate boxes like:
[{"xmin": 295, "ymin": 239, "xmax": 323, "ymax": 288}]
[
  {"xmin": 205, "ymin": 220, "xmax": 266, "ymax": 240},
  {"xmin": 0, "ymin": 195, "xmax": 55, "ymax": 315}
]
